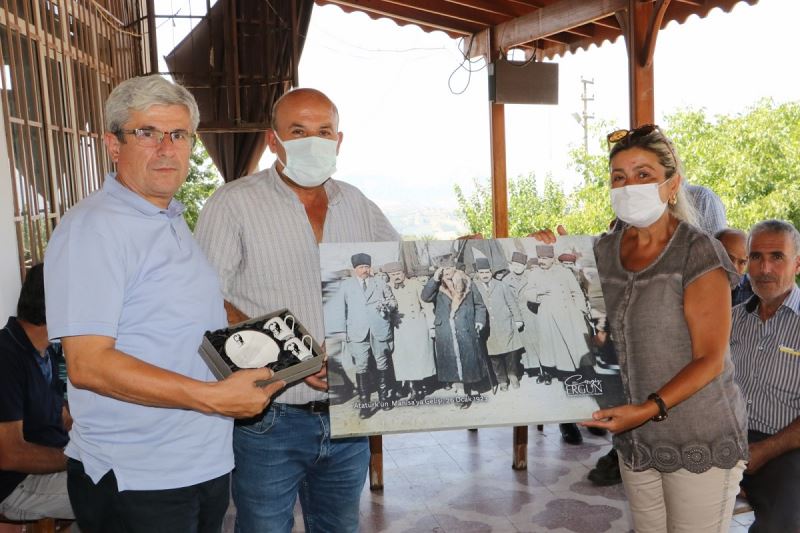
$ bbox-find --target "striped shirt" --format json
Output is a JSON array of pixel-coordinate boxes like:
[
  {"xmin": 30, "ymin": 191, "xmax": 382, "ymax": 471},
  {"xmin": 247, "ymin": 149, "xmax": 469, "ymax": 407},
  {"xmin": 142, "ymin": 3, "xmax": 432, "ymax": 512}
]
[
  {"xmin": 195, "ymin": 163, "xmax": 399, "ymax": 404},
  {"xmin": 686, "ymin": 184, "xmax": 727, "ymax": 235},
  {"xmin": 731, "ymin": 285, "xmax": 800, "ymax": 435}
]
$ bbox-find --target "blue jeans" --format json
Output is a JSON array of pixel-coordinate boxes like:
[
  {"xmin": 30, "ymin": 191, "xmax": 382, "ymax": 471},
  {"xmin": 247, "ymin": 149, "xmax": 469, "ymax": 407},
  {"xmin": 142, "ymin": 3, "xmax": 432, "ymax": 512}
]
[{"xmin": 232, "ymin": 403, "xmax": 369, "ymax": 533}]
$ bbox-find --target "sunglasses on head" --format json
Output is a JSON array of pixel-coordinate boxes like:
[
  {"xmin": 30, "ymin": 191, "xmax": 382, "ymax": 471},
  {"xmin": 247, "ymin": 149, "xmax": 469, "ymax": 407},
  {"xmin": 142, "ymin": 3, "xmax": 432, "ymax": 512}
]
[{"xmin": 606, "ymin": 124, "xmax": 678, "ymax": 166}]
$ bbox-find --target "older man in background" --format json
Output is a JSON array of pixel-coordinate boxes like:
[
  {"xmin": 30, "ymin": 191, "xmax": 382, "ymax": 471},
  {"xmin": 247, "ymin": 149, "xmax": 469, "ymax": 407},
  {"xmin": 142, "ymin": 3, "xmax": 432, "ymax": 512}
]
[
  {"xmin": 730, "ymin": 219, "xmax": 800, "ymax": 532},
  {"xmin": 715, "ymin": 228, "xmax": 754, "ymax": 306}
]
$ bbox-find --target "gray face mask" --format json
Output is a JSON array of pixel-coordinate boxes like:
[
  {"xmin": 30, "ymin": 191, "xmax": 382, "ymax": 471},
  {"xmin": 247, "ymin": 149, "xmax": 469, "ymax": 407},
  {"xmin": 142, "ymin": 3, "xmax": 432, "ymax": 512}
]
[{"xmin": 275, "ymin": 134, "xmax": 338, "ymax": 187}]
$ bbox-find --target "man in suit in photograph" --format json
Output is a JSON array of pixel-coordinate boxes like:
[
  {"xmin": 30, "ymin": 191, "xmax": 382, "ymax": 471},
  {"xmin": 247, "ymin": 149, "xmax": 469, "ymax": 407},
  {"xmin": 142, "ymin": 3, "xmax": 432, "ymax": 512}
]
[{"xmin": 330, "ymin": 253, "xmax": 397, "ymax": 418}]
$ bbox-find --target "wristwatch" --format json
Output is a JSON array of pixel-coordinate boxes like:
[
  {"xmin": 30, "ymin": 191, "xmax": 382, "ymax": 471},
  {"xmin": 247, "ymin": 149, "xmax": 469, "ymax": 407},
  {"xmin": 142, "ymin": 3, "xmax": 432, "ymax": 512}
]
[{"xmin": 647, "ymin": 393, "xmax": 668, "ymax": 422}]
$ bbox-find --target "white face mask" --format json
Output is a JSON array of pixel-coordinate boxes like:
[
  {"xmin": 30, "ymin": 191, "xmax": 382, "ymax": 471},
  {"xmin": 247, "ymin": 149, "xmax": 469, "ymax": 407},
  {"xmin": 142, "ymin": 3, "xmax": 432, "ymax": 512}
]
[
  {"xmin": 610, "ymin": 178, "xmax": 672, "ymax": 228},
  {"xmin": 274, "ymin": 134, "xmax": 338, "ymax": 187}
]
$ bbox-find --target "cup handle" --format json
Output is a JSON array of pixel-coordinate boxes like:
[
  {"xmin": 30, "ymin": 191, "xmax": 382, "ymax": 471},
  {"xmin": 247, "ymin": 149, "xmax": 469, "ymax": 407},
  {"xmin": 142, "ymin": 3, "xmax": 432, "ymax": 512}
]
[
  {"xmin": 284, "ymin": 315, "xmax": 295, "ymax": 331},
  {"xmin": 301, "ymin": 334, "xmax": 313, "ymax": 350}
]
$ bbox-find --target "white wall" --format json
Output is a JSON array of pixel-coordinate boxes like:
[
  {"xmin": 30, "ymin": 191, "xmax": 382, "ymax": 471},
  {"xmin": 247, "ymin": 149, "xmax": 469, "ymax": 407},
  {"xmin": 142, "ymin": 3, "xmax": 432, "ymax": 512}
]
[{"xmin": 0, "ymin": 113, "xmax": 21, "ymax": 317}]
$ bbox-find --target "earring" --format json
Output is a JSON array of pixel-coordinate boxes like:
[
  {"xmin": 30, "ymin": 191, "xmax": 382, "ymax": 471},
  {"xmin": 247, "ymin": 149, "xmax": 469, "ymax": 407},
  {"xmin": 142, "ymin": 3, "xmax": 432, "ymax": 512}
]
[{"xmin": 669, "ymin": 195, "xmax": 678, "ymax": 206}]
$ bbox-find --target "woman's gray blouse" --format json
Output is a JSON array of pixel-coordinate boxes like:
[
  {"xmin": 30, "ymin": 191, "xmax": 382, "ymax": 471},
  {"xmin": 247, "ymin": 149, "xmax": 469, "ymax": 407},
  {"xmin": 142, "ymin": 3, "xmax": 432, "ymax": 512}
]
[{"xmin": 594, "ymin": 222, "xmax": 749, "ymax": 473}]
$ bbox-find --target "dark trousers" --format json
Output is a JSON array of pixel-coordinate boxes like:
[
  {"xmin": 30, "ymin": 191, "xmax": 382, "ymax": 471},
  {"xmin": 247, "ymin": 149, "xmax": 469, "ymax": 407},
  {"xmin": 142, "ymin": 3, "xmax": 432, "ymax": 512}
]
[
  {"xmin": 489, "ymin": 350, "xmax": 520, "ymax": 385},
  {"xmin": 66, "ymin": 458, "xmax": 229, "ymax": 533},
  {"xmin": 740, "ymin": 430, "xmax": 800, "ymax": 533}
]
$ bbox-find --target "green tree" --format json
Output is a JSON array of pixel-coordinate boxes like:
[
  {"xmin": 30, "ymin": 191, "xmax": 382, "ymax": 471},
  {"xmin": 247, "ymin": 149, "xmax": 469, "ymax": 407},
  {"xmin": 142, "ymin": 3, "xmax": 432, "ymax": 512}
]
[
  {"xmin": 175, "ymin": 142, "xmax": 223, "ymax": 231},
  {"xmin": 455, "ymin": 173, "xmax": 574, "ymax": 237},
  {"xmin": 455, "ymin": 99, "xmax": 800, "ymax": 236},
  {"xmin": 667, "ymin": 99, "xmax": 800, "ymax": 231}
]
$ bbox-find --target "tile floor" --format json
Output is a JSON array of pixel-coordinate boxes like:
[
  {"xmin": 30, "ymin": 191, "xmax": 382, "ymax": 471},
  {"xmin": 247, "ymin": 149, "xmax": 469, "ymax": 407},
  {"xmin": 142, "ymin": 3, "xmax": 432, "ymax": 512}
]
[{"xmin": 223, "ymin": 424, "xmax": 756, "ymax": 532}]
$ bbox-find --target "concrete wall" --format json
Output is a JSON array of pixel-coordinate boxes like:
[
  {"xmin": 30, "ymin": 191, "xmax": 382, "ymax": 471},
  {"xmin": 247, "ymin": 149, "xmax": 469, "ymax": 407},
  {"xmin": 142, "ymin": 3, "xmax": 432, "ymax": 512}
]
[{"xmin": 0, "ymin": 113, "xmax": 21, "ymax": 317}]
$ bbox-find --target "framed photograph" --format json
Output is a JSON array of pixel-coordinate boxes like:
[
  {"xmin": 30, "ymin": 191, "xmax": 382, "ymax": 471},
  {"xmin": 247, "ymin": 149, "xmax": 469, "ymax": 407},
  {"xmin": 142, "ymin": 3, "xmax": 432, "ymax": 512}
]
[{"xmin": 321, "ymin": 237, "xmax": 624, "ymax": 438}]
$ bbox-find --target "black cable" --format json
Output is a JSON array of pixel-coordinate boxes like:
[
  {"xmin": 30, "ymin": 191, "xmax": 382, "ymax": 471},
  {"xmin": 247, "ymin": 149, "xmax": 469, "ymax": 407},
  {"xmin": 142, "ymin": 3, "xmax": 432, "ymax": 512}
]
[{"xmin": 448, "ymin": 35, "xmax": 486, "ymax": 95}]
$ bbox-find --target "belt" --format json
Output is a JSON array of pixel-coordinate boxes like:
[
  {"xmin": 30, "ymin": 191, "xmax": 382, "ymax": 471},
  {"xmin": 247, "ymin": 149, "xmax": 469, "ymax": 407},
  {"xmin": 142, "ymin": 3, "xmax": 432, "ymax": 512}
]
[{"xmin": 286, "ymin": 401, "xmax": 329, "ymax": 414}]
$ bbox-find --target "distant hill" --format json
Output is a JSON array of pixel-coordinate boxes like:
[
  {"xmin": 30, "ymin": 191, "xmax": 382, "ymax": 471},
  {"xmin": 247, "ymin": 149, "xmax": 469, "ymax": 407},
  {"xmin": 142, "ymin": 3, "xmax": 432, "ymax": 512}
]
[{"xmin": 383, "ymin": 206, "xmax": 468, "ymax": 240}]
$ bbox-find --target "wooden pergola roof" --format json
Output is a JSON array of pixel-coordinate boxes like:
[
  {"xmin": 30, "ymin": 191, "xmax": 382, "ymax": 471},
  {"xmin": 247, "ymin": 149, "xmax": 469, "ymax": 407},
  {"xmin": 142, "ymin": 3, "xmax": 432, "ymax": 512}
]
[
  {"xmin": 316, "ymin": 0, "xmax": 757, "ymax": 60},
  {"xmin": 315, "ymin": 0, "xmax": 760, "ymax": 241}
]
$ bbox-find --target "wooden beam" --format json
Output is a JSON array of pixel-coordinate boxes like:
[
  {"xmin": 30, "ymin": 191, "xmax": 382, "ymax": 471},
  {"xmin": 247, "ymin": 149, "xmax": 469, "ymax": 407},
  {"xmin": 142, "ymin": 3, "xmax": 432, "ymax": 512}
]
[
  {"xmin": 439, "ymin": 0, "xmax": 537, "ymax": 18},
  {"xmin": 641, "ymin": 0, "xmax": 671, "ymax": 67},
  {"xmin": 317, "ymin": 0, "xmax": 481, "ymax": 35},
  {"xmin": 624, "ymin": 0, "xmax": 655, "ymax": 127},
  {"xmin": 593, "ymin": 14, "xmax": 622, "ymax": 30},
  {"xmin": 471, "ymin": 0, "xmax": 628, "ymax": 57}
]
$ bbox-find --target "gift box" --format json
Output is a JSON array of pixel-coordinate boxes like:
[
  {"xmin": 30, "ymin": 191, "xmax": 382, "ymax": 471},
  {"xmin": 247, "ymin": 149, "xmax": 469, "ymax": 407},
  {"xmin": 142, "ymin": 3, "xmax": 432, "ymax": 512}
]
[{"xmin": 199, "ymin": 308, "xmax": 324, "ymax": 386}]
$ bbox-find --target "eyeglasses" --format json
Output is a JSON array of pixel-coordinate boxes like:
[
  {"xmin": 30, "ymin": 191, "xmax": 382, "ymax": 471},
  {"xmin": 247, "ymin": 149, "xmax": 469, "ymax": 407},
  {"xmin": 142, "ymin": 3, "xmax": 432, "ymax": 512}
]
[
  {"xmin": 606, "ymin": 124, "xmax": 677, "ymax": 166},
  {"xmin": 116, "ymin": 128, "xmax": 197, "ymax": 149}
]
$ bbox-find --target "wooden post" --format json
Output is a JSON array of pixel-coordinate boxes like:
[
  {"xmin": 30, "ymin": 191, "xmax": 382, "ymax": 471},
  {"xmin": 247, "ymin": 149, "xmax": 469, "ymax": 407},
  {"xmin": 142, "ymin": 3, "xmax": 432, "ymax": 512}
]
[
  {"xmin": 368, "ymin": 435, "xmax": 383, "ymax": 490},
  {"xmin": 512, "ymin": 426, "xmax": 528, "ymax": 470},
  {"xmin": 490, "ymin": 101, "xmax": 509, "ymax": 238},
  {"xmin": 145, "ymin": 0, "xmax": 158, "ymax": 73},
  {"xmin": 624, "ymin": 0, "xmax": 665, "ymax": 127},
  {"xmin": 486, "ymin": 30, "xmax": 526, "ymax": 471}
]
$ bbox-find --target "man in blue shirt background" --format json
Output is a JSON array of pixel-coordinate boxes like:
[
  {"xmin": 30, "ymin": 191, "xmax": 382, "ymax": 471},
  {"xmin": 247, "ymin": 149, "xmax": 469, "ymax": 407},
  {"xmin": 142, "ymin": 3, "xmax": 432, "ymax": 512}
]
[{"xmin": 0, "ymin": 263, "xmax": 73, "ymax": 521}]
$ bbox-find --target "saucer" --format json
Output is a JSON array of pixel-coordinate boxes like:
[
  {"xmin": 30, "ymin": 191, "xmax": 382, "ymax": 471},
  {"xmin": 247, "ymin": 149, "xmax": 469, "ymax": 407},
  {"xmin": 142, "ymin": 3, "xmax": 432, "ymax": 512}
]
[{"xmin": 224, "ymin": 330, "xmax": 280, "ymax": 368}]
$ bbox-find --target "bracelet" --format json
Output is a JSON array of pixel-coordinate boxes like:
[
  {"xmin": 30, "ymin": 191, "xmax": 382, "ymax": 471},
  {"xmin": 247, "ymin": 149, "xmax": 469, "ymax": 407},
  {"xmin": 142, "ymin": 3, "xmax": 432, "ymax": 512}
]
[{"xmin": 647, "ymin": 393, "xmax": 668, "ymax": 422}]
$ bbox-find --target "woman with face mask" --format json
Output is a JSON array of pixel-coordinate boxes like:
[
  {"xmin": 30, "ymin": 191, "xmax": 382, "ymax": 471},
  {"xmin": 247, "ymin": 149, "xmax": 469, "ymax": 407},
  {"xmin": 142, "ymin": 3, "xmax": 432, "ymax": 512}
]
[{"xmin": 534, "ymin": 125, "xmax": 748, "ymax": 533}]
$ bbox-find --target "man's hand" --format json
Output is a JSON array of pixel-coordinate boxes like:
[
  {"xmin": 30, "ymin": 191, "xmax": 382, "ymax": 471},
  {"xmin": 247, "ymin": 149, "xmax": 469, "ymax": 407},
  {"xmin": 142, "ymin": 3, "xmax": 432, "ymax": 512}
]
[
  {"xmin": 528, "ymin": 225, "xmax": 568, "ymax": 243},
  {"xmin": 429, "ymin": 328, "xmax": 436, "ymax": 339},
  {"xmin": 209, "ymin": 368, "xmax": 284, "ymax": 418},
  {"xmin": 303, "ymin": 361, "xmax": 328, "ymax": 391},
  {"xmin": 746, "ymin": 438, "xmax": 780, "ymax": 474},
  {"xmin": 475, "ymin": 323, "xmax": 483, "ymax": 333},
  {"xmin": 592, "ymin": 331, "xmax": 608, "ymax": 347},
  {"xmin": 515, "ymin": 321, "xmax": 524, "ymax": 332},
  {"xmin": 433, "ymin": 267, "xmax": 444, "ymax": 282}
]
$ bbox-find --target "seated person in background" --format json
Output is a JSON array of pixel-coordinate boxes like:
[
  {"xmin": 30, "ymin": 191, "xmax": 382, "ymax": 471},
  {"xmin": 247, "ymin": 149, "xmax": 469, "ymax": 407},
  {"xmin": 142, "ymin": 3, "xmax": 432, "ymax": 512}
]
[
  {"xmin": 714, "ymin": 228, "xmax": 754, "ymax": 306},
  {"xmin": 0, "ymin": 263, "xmax": 74, "ymax": 521},
  {"xmin": 730, "ymin": 219, "xmax": 800, "ymax": 532}
]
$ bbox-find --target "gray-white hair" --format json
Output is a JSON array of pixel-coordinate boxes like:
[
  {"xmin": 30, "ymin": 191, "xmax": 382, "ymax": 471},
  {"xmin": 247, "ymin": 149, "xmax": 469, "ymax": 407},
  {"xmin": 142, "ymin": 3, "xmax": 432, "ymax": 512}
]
[
  {"xmin": 748, "ymin": 219, "xmax": 800, "ymax": 256},
  {"xmin": 104, "ymin": 75, "xmax": 200, "ymax": 133}
]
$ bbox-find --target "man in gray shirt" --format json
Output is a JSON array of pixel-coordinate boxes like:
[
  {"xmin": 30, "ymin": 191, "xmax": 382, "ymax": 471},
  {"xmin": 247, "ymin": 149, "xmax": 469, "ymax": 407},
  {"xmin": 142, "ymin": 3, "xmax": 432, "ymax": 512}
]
[{"xmin": 195, "ymin": 88, "xmax": 399, "ymax": 533}]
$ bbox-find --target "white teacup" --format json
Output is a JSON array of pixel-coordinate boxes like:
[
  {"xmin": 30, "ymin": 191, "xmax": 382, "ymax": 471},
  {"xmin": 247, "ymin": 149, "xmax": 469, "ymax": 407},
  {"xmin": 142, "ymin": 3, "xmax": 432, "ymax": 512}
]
[
  {"xmin": 264, "ymin": 315, "xmax": 296, "ymax": 341},
  {"xmin": 284, "ymin": 334, "xmax": 314, "ymax": 361},
  {"xmin": 224, "ymin": 330, "xmax": 280, "ymax": 368}
]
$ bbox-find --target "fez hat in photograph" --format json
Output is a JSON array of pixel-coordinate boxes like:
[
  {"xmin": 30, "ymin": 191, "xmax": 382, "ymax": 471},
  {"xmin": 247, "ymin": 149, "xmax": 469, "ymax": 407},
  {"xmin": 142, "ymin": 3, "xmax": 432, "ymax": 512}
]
[
  {"xmin": 382, "ymin": 261, "xmax": 403, "ymax": 273},
  {"xmin": 526, "ymin": 257, "xmax": 539, "ymax": 268},
  {"xmin": 474, "ymin": 257, "xmax": 491, "ymax": 271},
  {"xmin": 351, "ymin": 253, "xmax": 372, "ymax": 268},
  {"xmin": 558, "ymin": 253, "xmax": 577, "ymax": 263},
  {"xmin": 511, "ymin": 251, "xmax": 528, "ymax": 265},
  {"xmin": 535, "ymin": 245, "xmax": 555, "ymax": 258}
]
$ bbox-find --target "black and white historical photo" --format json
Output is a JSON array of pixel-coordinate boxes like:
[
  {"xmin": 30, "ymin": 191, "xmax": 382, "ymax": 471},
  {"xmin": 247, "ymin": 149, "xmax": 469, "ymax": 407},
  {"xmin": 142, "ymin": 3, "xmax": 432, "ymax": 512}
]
[{"xmin": 321, "ymin": 237, "xmax": 624, "ymax": 438}]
